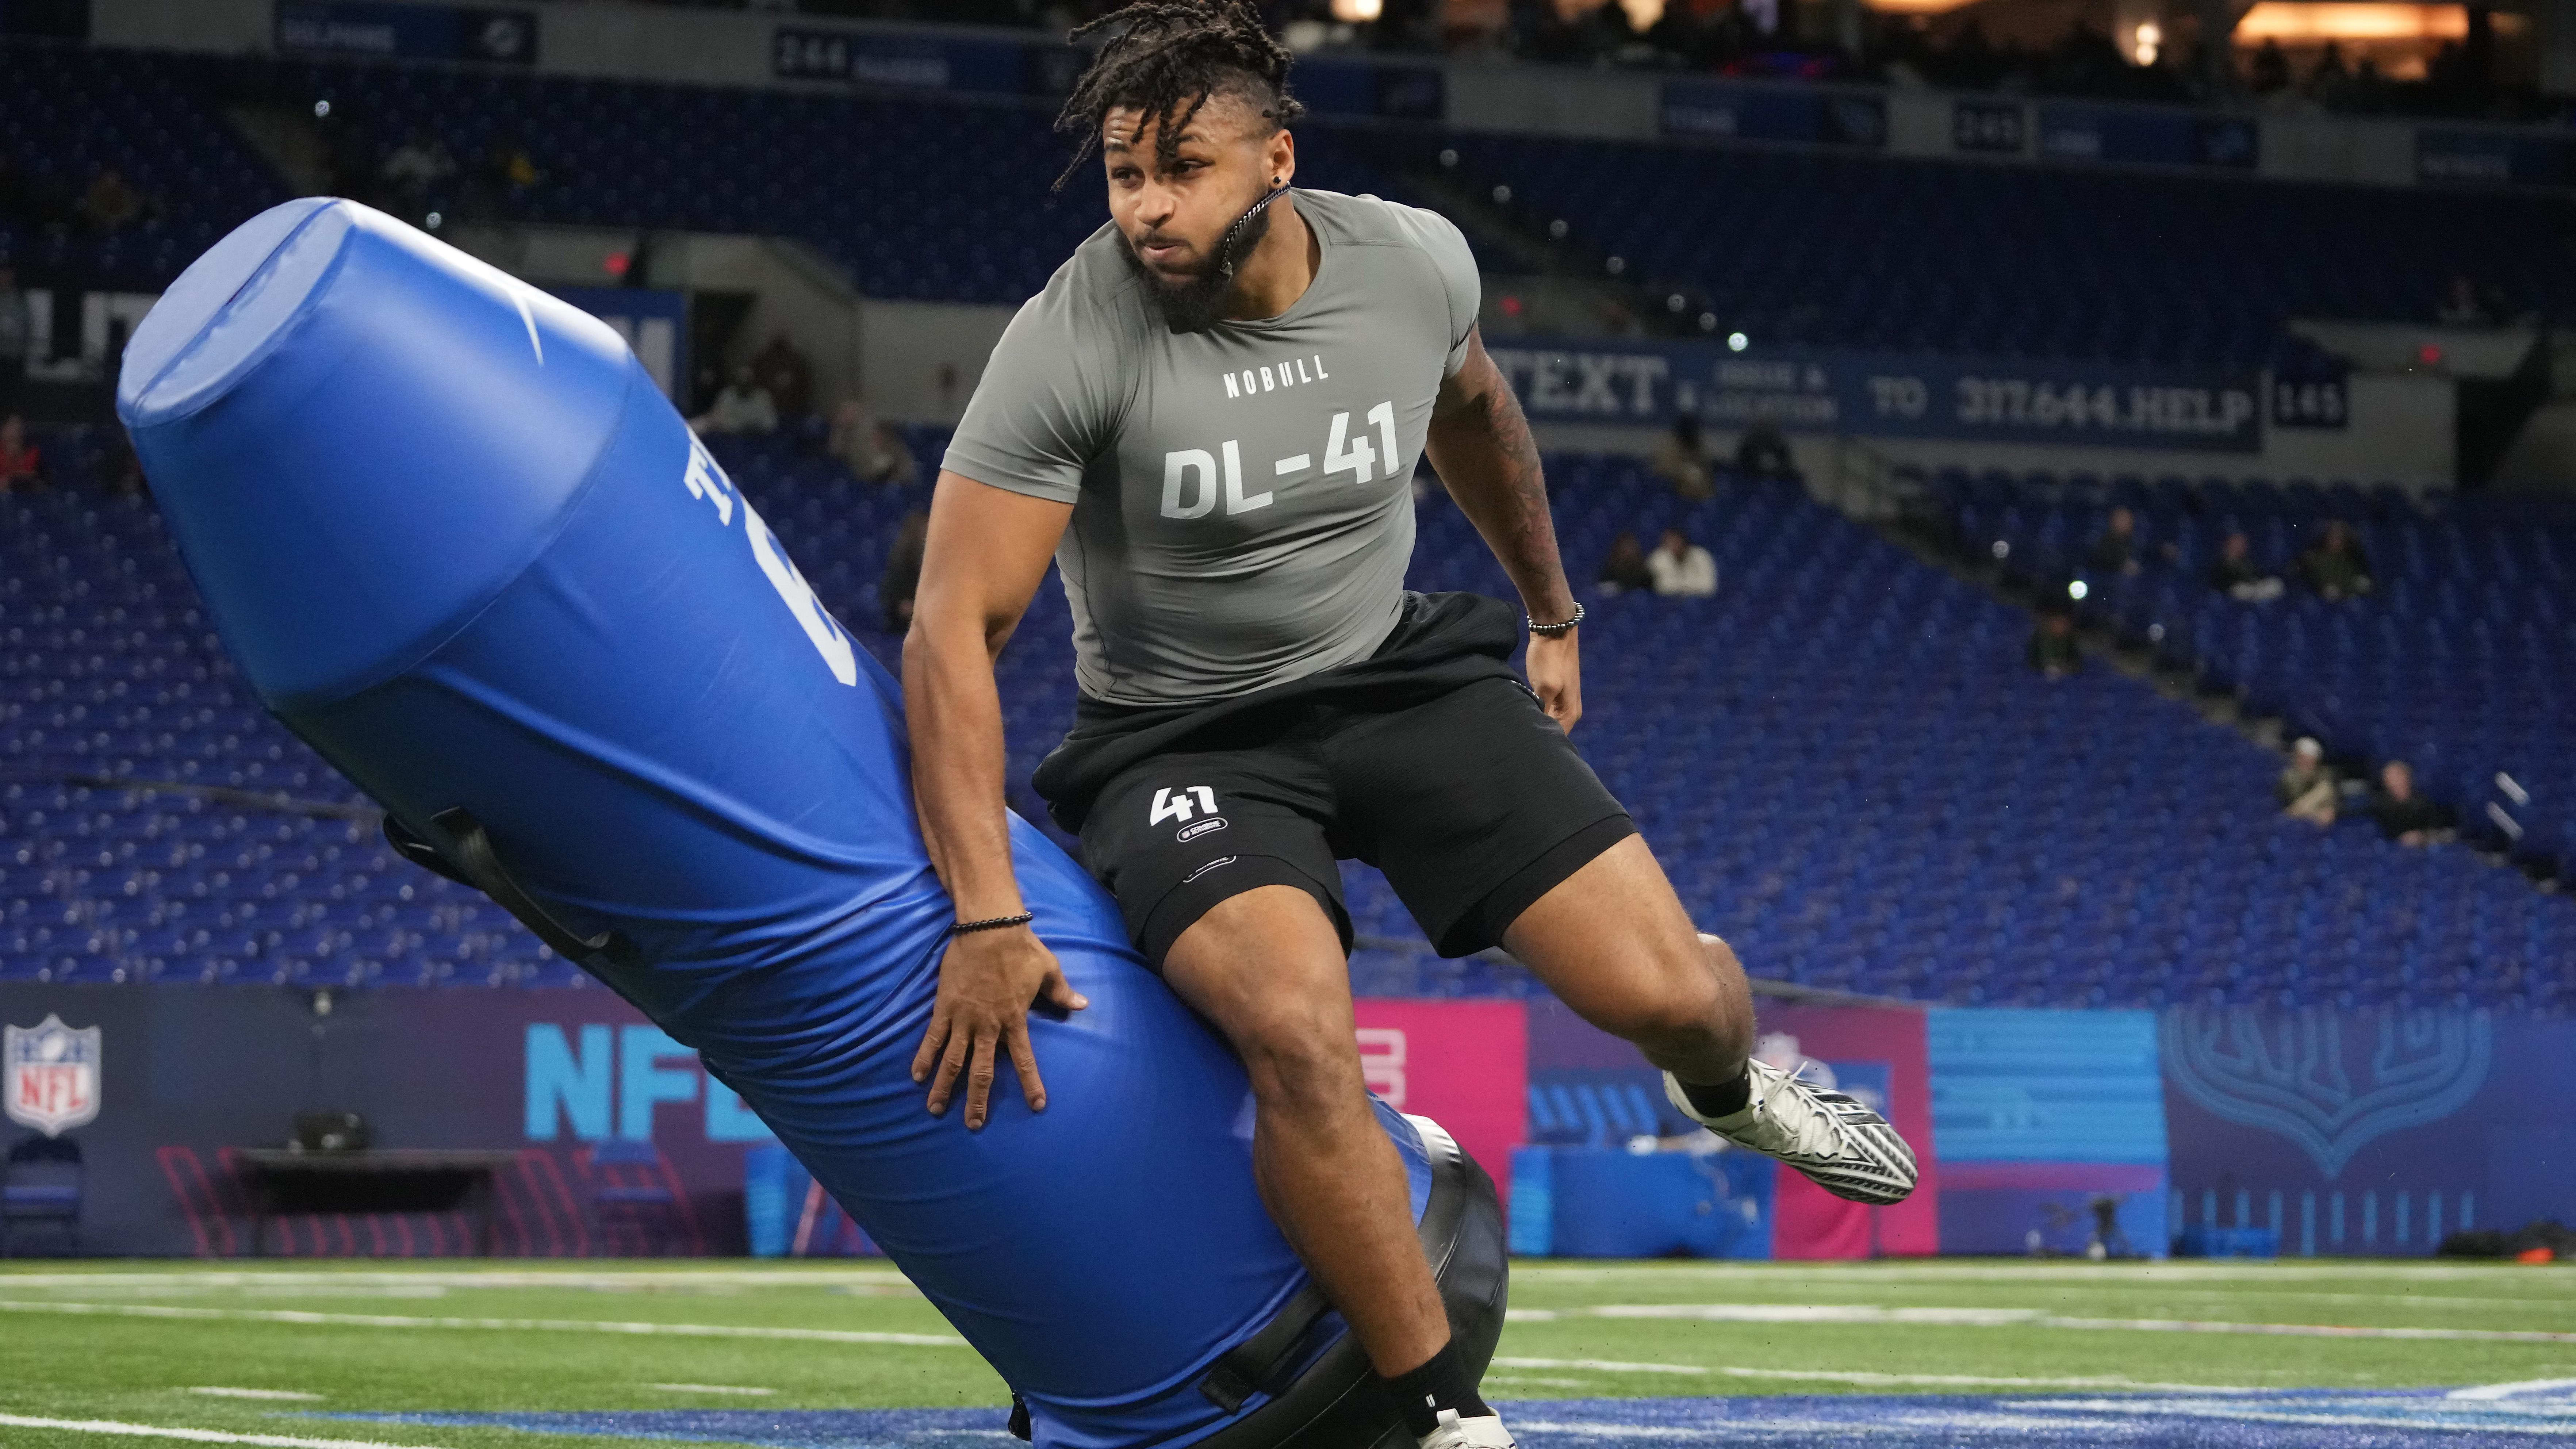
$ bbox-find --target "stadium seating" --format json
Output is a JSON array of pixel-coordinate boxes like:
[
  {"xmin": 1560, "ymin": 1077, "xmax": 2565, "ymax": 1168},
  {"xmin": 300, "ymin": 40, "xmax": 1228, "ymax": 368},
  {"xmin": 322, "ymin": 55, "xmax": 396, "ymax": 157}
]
[
  {"xmin": 1932, "ymin": 467, "xmax": 2576, "ymax": 877},
  {"xmin": 0, "ymin": 45, "xmax": 287, "ymax": 292},
  {"xmin": 1423, "ymin": 134, "xmax": 2573, "ymax": 368},
  {"xmin": 12, "ymin": 40, "xmax": 2565, "ymax": 379},
  {"xmin": 7, "ymin": 422, "xmax": 2567, "ymax": 1011}
]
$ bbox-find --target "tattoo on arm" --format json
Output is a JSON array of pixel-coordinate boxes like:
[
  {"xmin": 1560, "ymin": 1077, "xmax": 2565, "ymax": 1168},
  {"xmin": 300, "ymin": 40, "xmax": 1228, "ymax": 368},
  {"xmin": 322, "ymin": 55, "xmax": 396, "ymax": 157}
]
[{"xmin": 1432, "ymin": 365, "xmax": 1575, "ymax": 621}]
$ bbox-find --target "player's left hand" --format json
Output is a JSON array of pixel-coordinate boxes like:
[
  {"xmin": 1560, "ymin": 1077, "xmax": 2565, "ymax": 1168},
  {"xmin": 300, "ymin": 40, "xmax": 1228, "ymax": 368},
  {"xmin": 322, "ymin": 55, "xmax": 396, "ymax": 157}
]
[{"xmin": 1526, "ymin": 629, "xmax": 1581, "ymax": 733}]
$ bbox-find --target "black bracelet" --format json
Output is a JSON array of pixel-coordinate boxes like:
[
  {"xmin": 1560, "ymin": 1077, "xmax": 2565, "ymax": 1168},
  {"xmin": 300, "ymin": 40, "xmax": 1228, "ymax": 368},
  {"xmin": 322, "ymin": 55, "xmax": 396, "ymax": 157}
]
[
  {"xmin": 1527, "ymin": 602, "xmax": 1585, "ymax": 636},
  {"xmin": 951, "ymin": 912, "xmax": 1034, "ymax": 936}
]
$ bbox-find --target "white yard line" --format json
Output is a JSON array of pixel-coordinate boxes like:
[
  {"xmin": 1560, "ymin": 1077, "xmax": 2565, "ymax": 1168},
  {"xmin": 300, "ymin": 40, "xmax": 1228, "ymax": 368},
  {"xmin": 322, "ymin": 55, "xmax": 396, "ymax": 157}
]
[
  {"xmin": 0, "ymin": 1415, "xmax": 432, "ymax": 1449},
  {"xmin": 0, "ymin": 1269, "xmax": 913, "ymax": 1291},
  {"xmin": 2456, "ymin": 1380, "xmax": 2576, "ymax": 1400},
  {"xmin": 1512, "ymin": 1261, "xmax": 2575, "ymax": 1285},
  {"xmin": 181, "ymin": 1391, "xmax": 324, "ymax": 1404},
  {"xmin": 0, "ymin": 1299, "xmax": 965, "ymax": 1348},
  {"xmin": 642, "ymin": 1384, "xmax": 778, "ymax": 1396},
  {"xmin": 1496, "ymin": 1355, "xmax": 2255, "ymax": 1393},
  {"xmin": 1552, "ymin": 1302, "xmax": 2576, "ymax": 1343}
]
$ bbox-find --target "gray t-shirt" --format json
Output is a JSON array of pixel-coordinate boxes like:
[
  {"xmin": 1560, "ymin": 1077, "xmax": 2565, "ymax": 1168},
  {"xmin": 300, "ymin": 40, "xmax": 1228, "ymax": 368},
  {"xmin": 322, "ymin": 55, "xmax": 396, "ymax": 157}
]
[{"xmin": 943, "ymin": 188, "xmax": 1479, "ymax": 708}]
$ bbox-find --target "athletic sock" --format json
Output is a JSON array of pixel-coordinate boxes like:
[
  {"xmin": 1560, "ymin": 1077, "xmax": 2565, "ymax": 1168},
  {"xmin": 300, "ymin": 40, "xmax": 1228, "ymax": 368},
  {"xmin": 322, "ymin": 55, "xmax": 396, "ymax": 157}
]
[
  {"xmin": 1381, "ymin": 1339, "xmax": 1491, "ymax": 1438},
  {"xmin": 1678, "ymin": 1066, "xmax": 1753, "ymax": 1121}
]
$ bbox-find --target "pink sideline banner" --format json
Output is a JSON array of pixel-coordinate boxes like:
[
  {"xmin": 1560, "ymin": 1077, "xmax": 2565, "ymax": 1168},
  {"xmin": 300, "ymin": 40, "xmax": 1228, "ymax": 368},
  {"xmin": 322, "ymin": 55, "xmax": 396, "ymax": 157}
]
[{"xmin": 1352, "ymin": 1000, "xmax": 1529, "ymax": 1211}]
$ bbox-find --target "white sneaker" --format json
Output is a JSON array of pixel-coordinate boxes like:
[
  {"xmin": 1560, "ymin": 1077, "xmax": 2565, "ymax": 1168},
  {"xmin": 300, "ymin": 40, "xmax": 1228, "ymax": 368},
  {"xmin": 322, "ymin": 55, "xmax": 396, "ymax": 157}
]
[
  {"xmin": 1418, "ymin": 1408, "xmax": 1516, "ymax": 1449},
  {"xmin": 1666, "ymin": 1059, "xmax": 1918, "ymax": 1206}
]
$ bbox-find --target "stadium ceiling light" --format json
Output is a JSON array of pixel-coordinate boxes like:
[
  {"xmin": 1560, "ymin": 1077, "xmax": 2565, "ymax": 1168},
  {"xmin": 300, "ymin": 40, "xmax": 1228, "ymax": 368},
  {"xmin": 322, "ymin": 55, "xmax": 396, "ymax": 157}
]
[
  {"xmin": 1492, "ymin": 184, "xmax": 1513, "ymax": 203},
  {"xmin": 1439, "ymin": 148, "xmax": 1459, "ymax": 168},
  {"xmin": 1606, "ymin": 256, "xmax": 1627, "ymax": 275},
  {"xmin": 1699, "ymin": 313, "xmax": 1718, "ymax": 331},
  {"xmin": 2069, "ymin": 579, "xmax": 2090, "ymax": 600},
  {"xmin": 1667, "ymin": 294, "xmax": 1687, "ymax": 313},
  {"xmin": 1727, "ymin": 331, "xmax": 1750, "ymax": 352},
  {"xmin": 1548, "ymin": 219, "xmax": 1569, "ymax": 239},
  {"xmin": 313, "ymin": 99, "xmax": 331, "ymax": 117}
]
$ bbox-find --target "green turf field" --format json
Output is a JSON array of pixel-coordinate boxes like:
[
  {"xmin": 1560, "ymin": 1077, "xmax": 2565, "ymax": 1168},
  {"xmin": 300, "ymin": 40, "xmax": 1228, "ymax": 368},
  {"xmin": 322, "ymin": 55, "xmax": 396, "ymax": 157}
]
[{"xmin": 2, "ymin": 1258, "xmax": 2571, "ymax": 1449}]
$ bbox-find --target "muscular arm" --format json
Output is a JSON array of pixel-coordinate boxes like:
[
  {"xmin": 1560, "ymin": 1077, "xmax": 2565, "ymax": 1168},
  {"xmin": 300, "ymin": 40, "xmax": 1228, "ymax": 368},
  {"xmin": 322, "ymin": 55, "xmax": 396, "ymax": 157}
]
[
  {"xmin": 901, "ymin": 470, "xmax": 1085, "ymax": 1127},
  {"xmin": 1423, "ymin": 327, "xmax": 1583, "ymax": 728}
]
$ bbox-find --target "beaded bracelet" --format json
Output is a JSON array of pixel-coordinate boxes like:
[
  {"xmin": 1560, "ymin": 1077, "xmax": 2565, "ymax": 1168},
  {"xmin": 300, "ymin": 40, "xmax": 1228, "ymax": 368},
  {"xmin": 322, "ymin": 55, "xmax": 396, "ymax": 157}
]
[
  {"xmin": 950, "ymin": 912, "xmax": 1034, "ymax": 936},
  {"xmin": 1527, "ymin": 602, "xmax": 1586, "ymax": 637}
]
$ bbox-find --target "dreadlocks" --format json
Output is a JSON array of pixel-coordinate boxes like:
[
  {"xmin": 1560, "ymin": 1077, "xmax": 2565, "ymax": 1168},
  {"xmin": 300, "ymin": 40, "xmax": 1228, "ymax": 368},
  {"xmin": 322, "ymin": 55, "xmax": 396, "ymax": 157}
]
[{"xmin": 1052, "ymin": 0, "xmax": 1306, "ymax": 191}]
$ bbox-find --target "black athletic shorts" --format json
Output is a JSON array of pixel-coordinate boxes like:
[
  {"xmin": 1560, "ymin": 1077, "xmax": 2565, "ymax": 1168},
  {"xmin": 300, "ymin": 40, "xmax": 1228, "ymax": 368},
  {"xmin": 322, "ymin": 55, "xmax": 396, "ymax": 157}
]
[{"xmin": 1030, "ymin": 592, "xmax": 1635, "ymax": 969}]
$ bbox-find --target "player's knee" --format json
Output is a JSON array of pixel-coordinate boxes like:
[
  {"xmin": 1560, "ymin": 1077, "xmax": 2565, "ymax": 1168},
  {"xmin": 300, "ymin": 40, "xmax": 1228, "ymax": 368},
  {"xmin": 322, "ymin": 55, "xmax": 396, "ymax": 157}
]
[
  {"xmin": 1233, "ymin": 1001, "xmax": 1365, "ymax": 1112},
  {"xmin": 1589, "ymin": 932, "xmax": 1746, "ymax": 1053}
]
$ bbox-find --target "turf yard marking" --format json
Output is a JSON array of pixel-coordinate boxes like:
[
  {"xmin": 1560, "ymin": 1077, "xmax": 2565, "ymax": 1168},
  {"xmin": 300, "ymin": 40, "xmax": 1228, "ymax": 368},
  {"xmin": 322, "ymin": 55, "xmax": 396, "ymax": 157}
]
[
  {"xmin": 183, "ymin": 1390, "xmax": 324, "ymax": 1403},
  {"xmin": 642, "ymin": 1385, "xmax": 777, "ymax": 1396},
  {"xmin": 0, "ymin": 1415, "xmax": 430, "ymax": 1449},
  {"xmin": 0, "ymin": 1299, "xmax": 966, "ymax": 1347},
  {"xmin": 1497, "ymin": 1356, "xmax": 2251, "ymax": 1393},
  {"xmin": 1584, "ymin": 1302, "xmax": 2576, "ymax": 1343},
  {"xmin": 2455, "ymin": 1380, "xmax": 2576, "ymax": 1400},
  {"xmin": 1495, "ymin": 1357, "xmax": 1712, "ymax": 1376},
  {"xmin": 0, "ymin": 1269, "xmax": 915, "ymax": 1291}
]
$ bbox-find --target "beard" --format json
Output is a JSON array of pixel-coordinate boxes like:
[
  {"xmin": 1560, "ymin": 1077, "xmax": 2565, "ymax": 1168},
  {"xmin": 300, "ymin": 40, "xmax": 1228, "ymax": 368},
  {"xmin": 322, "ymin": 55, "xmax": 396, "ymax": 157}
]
[{"xmin": 1120, "ymin": 196, "xmax": 1276, "ymax": 334}]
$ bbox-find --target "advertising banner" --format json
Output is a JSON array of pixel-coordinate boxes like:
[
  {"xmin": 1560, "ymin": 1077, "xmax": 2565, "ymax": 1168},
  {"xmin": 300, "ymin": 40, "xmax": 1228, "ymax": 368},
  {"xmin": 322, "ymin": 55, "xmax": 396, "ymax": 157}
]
[
  {"xmin": 1350, "ymin": 999, "xmax": 1526, "ymax": 1210},
  {"xmin": 1484, "ymin": 337, "xmax": 2263, "ymax": 452},
  {"xmin": 0, "ymin": 986, "xmax": 1532, "ymax": 1257},
  {"xmin": 1929, "ymin": 1009, "xmax": 2170, "ymax": 1257},
  {"xmin": 2161, "ymin": 1005, "xmax": 2576, "ymax": 1256},
  {"xmin": 276, "ymin": 2, "xmax": 536, "ymax": 65},
  {"xmin": 1523, "ymin": 995, "xmax": 1937, "ymax": 1258}
]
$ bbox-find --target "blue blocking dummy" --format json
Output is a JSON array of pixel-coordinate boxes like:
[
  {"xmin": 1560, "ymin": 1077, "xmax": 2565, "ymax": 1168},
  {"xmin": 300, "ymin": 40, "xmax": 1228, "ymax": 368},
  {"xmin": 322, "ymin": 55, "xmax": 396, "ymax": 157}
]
[{"xmin": 118, "ymin": 200, "xmax": 1503, "ymax": 1449}]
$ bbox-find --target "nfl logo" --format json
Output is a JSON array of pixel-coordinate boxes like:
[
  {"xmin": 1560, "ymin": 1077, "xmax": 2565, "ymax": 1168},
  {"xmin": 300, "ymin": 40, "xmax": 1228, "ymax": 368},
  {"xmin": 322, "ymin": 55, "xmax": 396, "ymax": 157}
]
[{"xmin": 5, "ymin": 1014, "xmax": 102, "ymax": 1138}]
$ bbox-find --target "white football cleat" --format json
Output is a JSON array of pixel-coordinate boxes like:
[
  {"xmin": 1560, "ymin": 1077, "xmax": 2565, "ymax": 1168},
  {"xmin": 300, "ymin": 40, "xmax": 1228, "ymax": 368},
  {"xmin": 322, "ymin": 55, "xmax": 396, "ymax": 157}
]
[
  {"xmin": 1417, "ymin": 1408, "xmax": 1517, "ymax": 1449},
  {"xmin": 1666, "ymin": 1058, "xmax": 1918, "ymax": 1206}
]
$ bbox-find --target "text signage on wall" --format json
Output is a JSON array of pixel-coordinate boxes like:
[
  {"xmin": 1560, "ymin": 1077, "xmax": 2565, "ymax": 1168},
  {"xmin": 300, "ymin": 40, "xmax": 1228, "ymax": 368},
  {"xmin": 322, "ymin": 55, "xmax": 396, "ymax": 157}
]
[
  {"xmin": 770, "ymin": 26, "xmax": 1029, "ymax": 95},
  {"xmin": 277, "ymin": 2, "xmax": 536, "ymax": 65},
  {"xmin": 2417, "ymin": 129, "xmax": 2575, "ymax": 188},
  {"xmin": 1661, "ymin": 81, "xmax": 1886, "ymax": 147},
  {"xmin": 2038, "ymin": 104, "xmax": 2257, "ymax": 170},
  {"xmin": 1486, "ymin": 337, "xmax": 2264, "ymax": 452}
]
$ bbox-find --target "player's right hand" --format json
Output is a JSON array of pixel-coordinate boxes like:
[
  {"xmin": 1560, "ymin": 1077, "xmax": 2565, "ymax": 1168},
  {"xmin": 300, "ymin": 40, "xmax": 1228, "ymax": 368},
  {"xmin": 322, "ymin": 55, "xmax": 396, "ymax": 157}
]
[{"xmin": 912, "ymin": 924, "xmax": 1089, "ymax": 1130}]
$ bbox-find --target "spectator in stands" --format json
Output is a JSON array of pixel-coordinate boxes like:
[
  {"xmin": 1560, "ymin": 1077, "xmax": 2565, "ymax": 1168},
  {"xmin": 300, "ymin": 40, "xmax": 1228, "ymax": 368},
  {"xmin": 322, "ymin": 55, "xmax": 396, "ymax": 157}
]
[
  {"xmin": 1735, "ymin": 417, "xmax": 1798, "ymax": 481},
  {"xmin": 1647, "ymin": 527, "xmax": 1717, "ymax": 597},
  {"xmin": 2368, "ymin": 760, "xmax": 2450, "ymax": 847},
  {"xmin": 828, "ymin": 398, "xmax": 917, "ymax": 486},
  {"xmin": 378, "ymin": 130, "xmax": 457, "ymax": 219},
  {"xmin": 0, "ymin": 154, "xmax": 34, "ymax": 229},
  {"xmin": 2436, "ymin": 273, "xmax": 2499, "ymax": 326},
  {"xmin": 692, "ymin": 365, "xmax": 778, "ymax": 436},
  {"xmin": 2305, "ymin": 42, "xmax": 2350, "ymax": 99},
  {"xmin": 2246, "ymin": 37, "xmax": 2292, "ymax": 94},
  {"xmin": 2294, "ymin": 520, "xmax": 2374, "ymax": 601},
  {"xmin": 2209, "ymin": 531, "xmax": 2284, "ymax": 601},
  {"xmin": 2276, "ymin": 737, "xmax": 2338, "ymax": 826},
  {"xmin": 0, "ymin": 414, "xmax": 41, "ymax": 493},
  {"xmin": 2088, "ymin": 506, "xmax": 2145, "ymax": 576},
  {"xmin": 0, "ymin": 262, "xmax": 27, "ymax": 419},
  {"xmin": 880, "ymin": 509, "xmax": 929, "ymax": 634},
  {"xmin": 2026, "ymin": 609, "xmax": 2082, "ymax": 679},
  {"xmin": 474, "ymin": 138, "xmax": 544, "ymax": 219},
  {"xmin": 1597, "ymin": 530, "xmax": 1653, "ymax": 595},
  {"xmin": 1650, "ymin": 415, "xmax": 1713, "ymax": 501},
  {"xmin": 75, "ymin": 168, "xmax": 145, "ymax": 236},
  {"xmin": 748, "ymin": 333, "xmax": 816, "ymax": 423}
]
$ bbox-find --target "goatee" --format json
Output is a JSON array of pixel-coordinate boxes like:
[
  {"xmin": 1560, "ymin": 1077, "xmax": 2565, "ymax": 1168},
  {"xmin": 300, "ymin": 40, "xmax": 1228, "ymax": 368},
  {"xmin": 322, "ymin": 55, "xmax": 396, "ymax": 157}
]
[{"xmin": 1122, "ymin": 199, "xmax": 1275, "ymax": 334}]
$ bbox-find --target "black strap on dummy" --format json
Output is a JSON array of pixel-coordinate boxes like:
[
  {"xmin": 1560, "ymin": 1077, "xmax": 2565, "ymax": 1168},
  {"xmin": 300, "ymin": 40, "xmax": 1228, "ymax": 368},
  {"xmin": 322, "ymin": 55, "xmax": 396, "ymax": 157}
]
[
  {"xmin": 1199, "ymin": 1283, "xmax": 1335, "ymax": 1412},
  {"xmin": 383, "ymin": 808, "xmax": 636, "ymax": 970}
]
